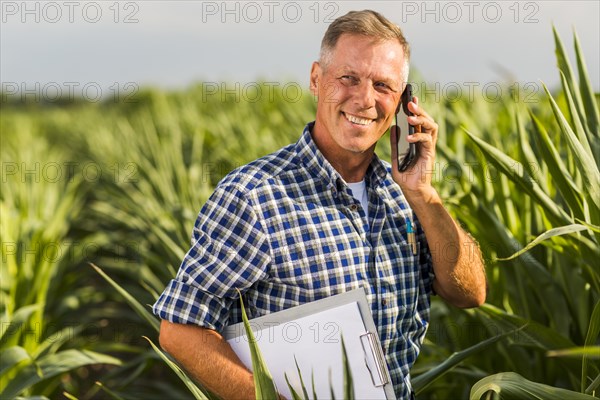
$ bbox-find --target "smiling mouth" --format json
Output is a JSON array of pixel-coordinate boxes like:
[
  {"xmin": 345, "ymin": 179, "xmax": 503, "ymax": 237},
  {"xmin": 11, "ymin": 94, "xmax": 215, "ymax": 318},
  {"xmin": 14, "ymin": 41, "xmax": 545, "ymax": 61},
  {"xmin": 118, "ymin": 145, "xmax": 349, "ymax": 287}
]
[{"xmin": 342, "ymin": 112, "xmax": 375, "ymax": 126}]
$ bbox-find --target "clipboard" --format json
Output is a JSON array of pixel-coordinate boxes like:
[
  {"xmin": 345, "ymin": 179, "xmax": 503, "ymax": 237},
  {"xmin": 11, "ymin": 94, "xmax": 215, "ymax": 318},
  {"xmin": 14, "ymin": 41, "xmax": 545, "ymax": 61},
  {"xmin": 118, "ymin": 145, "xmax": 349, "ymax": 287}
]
[{"xmin": 222, "ymin": 288, "xmax": 395, "ymax": 399}]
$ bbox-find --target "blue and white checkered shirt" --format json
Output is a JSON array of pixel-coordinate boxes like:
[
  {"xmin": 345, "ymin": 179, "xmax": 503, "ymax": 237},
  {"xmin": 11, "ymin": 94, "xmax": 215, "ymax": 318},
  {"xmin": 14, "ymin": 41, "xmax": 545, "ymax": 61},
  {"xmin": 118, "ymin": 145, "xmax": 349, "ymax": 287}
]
[{"xmin": 153, "ymin": 122, "xmax": 434, "ymax": 399}]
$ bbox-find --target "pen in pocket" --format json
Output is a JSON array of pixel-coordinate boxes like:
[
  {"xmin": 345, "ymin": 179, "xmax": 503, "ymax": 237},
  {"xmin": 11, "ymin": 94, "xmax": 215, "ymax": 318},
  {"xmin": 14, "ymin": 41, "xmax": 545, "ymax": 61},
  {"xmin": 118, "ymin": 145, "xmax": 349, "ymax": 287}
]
[{"xmin": 405, "ymin": 217, "xmax": 417, "ymax": 256}]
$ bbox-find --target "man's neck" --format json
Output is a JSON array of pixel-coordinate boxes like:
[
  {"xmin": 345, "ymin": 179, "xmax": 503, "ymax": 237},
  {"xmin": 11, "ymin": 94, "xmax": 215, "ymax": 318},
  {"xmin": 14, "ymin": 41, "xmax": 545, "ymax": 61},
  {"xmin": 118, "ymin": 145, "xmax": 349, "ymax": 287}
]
[
  {"xmin": 327, "ymin": 153, "xmax": 372, "ymax": 183},
  {"xmin": 310, "ymin": 125, "xmax": 375, "ymax": 183}
]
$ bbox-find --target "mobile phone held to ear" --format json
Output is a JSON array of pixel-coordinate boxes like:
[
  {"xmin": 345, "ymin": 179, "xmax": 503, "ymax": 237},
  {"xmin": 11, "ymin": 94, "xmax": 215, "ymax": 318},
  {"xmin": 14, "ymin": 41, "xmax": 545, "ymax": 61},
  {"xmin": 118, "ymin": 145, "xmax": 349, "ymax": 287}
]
[{"xmin": 396, "ymin": 83, "xmax": 417, "ymax": 172}]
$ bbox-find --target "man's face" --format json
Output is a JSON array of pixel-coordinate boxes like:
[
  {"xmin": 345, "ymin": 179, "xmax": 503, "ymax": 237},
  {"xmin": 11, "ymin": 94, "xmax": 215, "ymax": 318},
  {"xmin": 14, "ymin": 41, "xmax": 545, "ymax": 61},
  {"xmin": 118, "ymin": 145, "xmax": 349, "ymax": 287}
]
[{"xmin": 310, "ymin": 33, "xmax": 406, "ymax": 160}]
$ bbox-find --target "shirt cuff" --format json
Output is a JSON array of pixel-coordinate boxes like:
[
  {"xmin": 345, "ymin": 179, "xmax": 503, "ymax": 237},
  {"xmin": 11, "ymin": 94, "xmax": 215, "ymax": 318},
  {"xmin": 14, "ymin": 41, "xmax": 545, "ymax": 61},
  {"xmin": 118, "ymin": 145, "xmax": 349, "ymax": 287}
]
[{"xmin": 152, "ymin": 279, "xmax": 232, "ymax": 332}]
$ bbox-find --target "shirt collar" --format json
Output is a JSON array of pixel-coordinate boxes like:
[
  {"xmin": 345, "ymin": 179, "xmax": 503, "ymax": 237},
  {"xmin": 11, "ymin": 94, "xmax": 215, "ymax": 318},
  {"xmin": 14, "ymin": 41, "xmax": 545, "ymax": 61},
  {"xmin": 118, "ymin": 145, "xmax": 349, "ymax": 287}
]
[{"xmin": 295, "ymin": 122, "xmax": 389, "ymax": 190}]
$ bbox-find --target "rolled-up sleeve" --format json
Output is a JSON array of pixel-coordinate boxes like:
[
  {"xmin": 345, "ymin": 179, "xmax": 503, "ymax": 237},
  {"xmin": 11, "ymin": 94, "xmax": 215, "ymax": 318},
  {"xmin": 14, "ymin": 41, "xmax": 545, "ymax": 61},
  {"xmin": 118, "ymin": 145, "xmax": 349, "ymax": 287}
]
[{"xmin": 153, "ymin": 185, "xmax": 271, "ymax": 332}]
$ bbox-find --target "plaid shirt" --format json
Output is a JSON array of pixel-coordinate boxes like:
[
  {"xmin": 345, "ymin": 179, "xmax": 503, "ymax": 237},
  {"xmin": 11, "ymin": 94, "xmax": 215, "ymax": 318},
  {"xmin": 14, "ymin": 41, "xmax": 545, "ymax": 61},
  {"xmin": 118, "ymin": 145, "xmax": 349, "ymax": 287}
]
[{"xmin": 153, "ymin": 122, "xmax": 434, "ymax": 399}]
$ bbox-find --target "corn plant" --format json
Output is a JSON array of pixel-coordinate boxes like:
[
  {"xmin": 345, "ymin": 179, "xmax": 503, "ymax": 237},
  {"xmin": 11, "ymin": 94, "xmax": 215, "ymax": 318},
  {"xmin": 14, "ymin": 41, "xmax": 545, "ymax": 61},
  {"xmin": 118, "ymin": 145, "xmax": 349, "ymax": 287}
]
[
  {"xmin": 408, "ymin": 28, "xmax": 599, "ymax": 399},
  {"xmin": 0, "ymin": 118, "xmax": 121, "ymax": 398}
]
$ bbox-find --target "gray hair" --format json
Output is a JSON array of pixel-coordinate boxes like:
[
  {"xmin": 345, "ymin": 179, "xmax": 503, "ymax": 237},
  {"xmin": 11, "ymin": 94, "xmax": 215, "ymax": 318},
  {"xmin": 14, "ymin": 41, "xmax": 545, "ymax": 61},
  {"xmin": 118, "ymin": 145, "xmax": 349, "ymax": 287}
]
[{"xmin": 319, "ymin": 10, "xmax": 410, "ymax": 82}]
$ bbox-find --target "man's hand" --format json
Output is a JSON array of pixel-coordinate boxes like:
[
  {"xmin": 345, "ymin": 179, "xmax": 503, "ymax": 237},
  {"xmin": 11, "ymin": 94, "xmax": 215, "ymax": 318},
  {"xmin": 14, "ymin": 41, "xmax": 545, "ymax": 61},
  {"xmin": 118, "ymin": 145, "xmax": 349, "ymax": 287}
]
[
  {"xmin": 389, "ymin": 97, "xmax": 487, "ymax": 308},
  {"xmin": 390, "ymin": 96, "xmax": 439, "ymax": 202}
]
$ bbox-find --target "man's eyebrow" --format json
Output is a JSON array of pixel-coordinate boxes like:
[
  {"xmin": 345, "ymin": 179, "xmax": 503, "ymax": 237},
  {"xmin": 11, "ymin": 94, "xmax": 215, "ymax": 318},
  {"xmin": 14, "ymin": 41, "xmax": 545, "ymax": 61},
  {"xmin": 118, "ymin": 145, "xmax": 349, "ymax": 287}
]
[
  {"xmin": 333, "ymin": 66, "xmax": 401, "ymax": 89},
  {"xmin": 334, "ymin": 66, "xmax": 357, "ymax": 75},
  {"xmin": 376, "ymin": 77, "xmax": 398, "ymax": 84}
]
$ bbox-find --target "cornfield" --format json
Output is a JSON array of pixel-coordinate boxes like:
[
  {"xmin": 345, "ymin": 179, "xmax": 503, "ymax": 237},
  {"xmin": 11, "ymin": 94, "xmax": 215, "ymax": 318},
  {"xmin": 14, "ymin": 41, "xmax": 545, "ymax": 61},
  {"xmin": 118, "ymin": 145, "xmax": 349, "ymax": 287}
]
[{"xmin": 1, "ymin": 29, "xmax": 598, "ymax": 399}]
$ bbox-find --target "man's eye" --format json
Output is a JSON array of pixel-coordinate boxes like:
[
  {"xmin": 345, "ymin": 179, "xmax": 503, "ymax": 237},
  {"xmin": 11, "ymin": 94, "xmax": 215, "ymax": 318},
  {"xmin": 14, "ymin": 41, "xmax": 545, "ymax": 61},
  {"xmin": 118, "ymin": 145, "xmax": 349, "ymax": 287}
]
[
  {"xmin": 375, "ymin": 82, "xmax": 391, "ymax": 91},
  {"xmin": 339, "ymin": 76, "xmax": 356, "ymax": 84}
]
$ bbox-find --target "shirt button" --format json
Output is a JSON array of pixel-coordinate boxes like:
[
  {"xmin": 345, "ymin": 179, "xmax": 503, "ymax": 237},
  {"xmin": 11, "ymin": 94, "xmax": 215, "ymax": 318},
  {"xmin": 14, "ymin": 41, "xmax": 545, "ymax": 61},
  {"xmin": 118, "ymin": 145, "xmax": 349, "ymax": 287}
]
[
  {"xmin": 381, "ymin": 299, "xmax": 387, "ymax": 306},
  {"xmin": 349, "ymin": 204, "xmax": 358, "ymax": 212}
]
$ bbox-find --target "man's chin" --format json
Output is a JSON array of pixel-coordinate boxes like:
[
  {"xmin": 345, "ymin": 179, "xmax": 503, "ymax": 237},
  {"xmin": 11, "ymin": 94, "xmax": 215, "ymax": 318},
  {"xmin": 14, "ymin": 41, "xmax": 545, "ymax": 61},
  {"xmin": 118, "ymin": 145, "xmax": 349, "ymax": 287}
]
[{"xmin": 339, "ymin": 139, "xmax": 378, "ymax": 155}]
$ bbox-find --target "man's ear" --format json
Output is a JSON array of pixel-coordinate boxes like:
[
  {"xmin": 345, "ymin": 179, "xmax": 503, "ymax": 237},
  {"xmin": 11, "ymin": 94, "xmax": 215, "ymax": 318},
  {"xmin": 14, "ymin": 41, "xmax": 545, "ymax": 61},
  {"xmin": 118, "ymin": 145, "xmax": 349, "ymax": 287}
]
[{"xmin": 309, "ymin": 61, "xmax": 321, "ymax": 97}]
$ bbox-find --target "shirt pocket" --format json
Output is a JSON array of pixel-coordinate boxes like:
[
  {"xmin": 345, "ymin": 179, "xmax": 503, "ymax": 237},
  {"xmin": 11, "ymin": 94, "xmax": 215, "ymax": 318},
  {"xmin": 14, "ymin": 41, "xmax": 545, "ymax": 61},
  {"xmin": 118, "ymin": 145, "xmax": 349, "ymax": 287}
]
[
  {"xmin": 267, "ymin": 204, "xmax": 366, "ymax": 292},
  {"xmin": 270, "ymin": 237, "xmax": 346, "ymax": 291}
]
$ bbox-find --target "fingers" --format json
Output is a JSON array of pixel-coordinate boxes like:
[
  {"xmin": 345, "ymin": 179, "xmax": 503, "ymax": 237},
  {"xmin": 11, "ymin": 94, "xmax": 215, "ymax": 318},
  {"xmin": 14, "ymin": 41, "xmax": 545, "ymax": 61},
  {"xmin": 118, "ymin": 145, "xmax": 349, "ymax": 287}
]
[
  {"xmin": 406, "ymin": 131, "xmax": 433, "ymax": 146},
  {"xmin": 407, "ymin": 96, "xmax": 438, "ymax": 139},
  {"xmin": 408, "ymin": 114, "xmax": 436, "ymax": 133}
]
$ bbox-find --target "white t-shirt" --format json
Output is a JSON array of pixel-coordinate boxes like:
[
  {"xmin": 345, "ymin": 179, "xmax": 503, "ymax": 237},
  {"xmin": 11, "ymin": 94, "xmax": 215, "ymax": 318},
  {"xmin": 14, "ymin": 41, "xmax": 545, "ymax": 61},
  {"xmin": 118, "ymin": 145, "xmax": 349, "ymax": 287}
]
[{"xmin": 347, "ymin": 180, "xmax": 369, "ymax": 217}]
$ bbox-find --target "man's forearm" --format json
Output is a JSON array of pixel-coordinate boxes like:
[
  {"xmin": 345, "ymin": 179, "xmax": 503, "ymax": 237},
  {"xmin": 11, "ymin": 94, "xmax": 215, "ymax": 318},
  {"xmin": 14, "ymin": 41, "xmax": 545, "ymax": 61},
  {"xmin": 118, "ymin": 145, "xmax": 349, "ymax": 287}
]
[
  {"xmin": 408, "ymin": 188, "xmax": 487, "ymax": 308},
  {"xmin": 159, "ymin": 320, "xmax": 256, "ymax": 399}
]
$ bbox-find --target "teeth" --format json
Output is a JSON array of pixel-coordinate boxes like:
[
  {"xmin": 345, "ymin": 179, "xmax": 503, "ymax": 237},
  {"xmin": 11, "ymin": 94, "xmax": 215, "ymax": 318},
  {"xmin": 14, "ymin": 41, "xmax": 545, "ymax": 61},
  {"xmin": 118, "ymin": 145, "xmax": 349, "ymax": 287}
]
[{"xmin": 344, "ymin": 113, "xmax": 373, "ymax": 126}]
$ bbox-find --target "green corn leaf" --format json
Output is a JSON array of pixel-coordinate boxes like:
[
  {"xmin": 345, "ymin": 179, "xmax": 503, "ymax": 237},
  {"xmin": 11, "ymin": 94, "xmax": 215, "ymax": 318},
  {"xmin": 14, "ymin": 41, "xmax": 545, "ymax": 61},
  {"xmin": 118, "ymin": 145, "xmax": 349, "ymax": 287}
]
[
  {"xmin": 515, "ymin": 108, "xmax": 543, "ymax": 189},
  {"xmin": 284, "ymin": 373, "xmax": 304, "ymax": 400},
  {"xmin": 554, "ymin": 74, "xmax": 595, "ymax": 161},
  {"xmin": 464, "ymin": 128, "xmax": 571, "ymax": 226},
  {"xmin": 528, "ymin": 110, "xmax": 585, "ymax": 219},
  {"xmin": 0, "ymin": 346, "xmax": 31, "ymax": 377},
  {"xmin": 476, "ymin": 304, "xmax": 583, "ymax": 381},
  {"xmin": 237, "ymin": 290, "xmax": 279, "ymax": 399},
  {"xmin": 311, "ymin": 370, "xmax": 317, "ymax": 400},
  {"xmin": 454, "ymin": 191, "xmax": 573, "ymax": 336},
  {"xmin": 547, "ymin": 346, "xmax": 600, "ymax": 359},
  {"xmin": 329, "ymin": 369, "xmax": 336, "ymax": 400},
  {"xmin": 553, "ymin": 25, "xmax": 587, "ymax": 130},
  {"xmin": 496, "ymin": 224, "xmax": 589, "ymax": 261},
  {"xmin": 543, "ymin": 80, "xmax": 600, "ymax": 213},
  {"xmin": 575, "ymin": 219, "xmax": 600, "ymax": 233},
  {"xmin": 412, "ymin": 326, "xmax": 522, "ymax": 394},
  {"xmin": 284, "ymin": 357, "xmax": 310, "ymax": 400},
  {"xmin": 144, "ymin": 337, "xmax": 209, "ymax": 400},
  {"xmin": 477, "ymin": 303, "xmax": 583, "ymax": 385},
  {"xmin": 586, "ymin": 373, "xmax": 600, "ymax": 395},
  {"xmin": 148, "ymin": 224, "xmax": 187, "ymax": 261},
  {"xmin": 91, "ymin": 263, "xmax": 159, "ymax": 333},
  {"xmin": 93, "ymin": 381, "xmax": 127, "ymax": 400},
  {"xmin": 470, "ymin": 372, "xmax": 597, "ymax": 400},
  {"xmin": 341, "ymin": 336, "xmax": 354, "ymax": 400},
  {"xmin": 0, "ymin": 350, "xmax": 121, "ymax": 400},
  {"xmin": 34, "ymin": 325, "xmax": 85, "ymax": 360},
  {"xmin": 0, "ymin": 305, "xmax": 40, "ymax": 345},
  {"xmin": 574, "ymin": 30, "xmax": 600, "ymax": 139},
  {"xmin": 295, "ymin": 357, "xmax": 310, "ymax": 400},
  {"xmin": 581, "ymin": 300, "xmax": 600, "ymax": 391},
  {"xmin": 63, "ymin": 391, "xmax": 81, "ymax": 400}
]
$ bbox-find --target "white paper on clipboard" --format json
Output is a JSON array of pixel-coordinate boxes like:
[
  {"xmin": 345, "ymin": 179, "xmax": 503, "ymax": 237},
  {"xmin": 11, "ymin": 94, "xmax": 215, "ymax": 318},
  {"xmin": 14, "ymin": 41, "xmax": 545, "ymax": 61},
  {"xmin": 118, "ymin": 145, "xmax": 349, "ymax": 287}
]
[{"xmin": 222, "ymin": 288, "xmax": 394, "ymax": 399}]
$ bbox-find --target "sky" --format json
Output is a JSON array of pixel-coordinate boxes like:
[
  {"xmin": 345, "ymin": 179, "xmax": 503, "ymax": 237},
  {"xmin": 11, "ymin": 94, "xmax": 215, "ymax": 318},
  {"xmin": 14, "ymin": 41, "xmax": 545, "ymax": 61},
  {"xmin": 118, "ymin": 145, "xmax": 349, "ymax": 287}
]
[{"xmin": 1, "ymin": 0, "xmax": 599, "ymax": 102}]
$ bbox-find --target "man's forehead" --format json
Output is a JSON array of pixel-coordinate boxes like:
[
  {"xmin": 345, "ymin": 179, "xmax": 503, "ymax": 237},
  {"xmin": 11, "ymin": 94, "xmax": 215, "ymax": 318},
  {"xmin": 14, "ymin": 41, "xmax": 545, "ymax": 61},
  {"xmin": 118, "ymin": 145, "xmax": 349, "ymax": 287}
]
[
  {"xmin": 330, "ymin": 35, "xmax": 405, "ymax": 63},
  {"xmin": 328, "ymin": 40, "xmax": 406, "ymax": 80}
]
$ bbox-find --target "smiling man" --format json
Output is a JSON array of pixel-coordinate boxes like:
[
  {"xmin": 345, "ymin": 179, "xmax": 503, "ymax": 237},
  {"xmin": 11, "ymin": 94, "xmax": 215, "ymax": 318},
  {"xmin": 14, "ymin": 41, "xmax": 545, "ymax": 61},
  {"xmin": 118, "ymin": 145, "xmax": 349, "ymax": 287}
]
[
  {"xmin": 153, "ymin": 10, "xmax": 487, "ymax": 400},
  {"xmin": 310, "ymin": 32, "xmax": 405, "ymax": 183}
]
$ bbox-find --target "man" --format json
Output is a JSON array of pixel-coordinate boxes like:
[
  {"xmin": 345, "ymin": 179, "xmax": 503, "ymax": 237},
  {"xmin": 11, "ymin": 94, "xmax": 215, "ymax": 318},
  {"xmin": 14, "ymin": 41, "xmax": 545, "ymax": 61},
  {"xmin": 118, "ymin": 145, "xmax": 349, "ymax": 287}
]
[{"xmin": 153, "ymin": 10, "xmax": 486, "ymax": 399}]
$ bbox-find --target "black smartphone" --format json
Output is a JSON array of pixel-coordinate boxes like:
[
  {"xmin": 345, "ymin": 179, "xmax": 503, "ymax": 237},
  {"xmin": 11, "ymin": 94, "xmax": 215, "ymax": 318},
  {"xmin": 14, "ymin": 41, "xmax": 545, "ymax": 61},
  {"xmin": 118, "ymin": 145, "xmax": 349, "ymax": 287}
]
[{"xmin": 396, "ymin": 83, "xmax": 417, "ymax": 172}]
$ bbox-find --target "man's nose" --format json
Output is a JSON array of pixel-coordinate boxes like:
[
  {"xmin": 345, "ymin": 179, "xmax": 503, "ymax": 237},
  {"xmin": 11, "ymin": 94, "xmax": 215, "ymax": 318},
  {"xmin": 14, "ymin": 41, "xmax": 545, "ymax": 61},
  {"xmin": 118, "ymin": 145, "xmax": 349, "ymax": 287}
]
[{"xmin": 352, "ymin": 81, "xmax": 376, "ymax": 110}]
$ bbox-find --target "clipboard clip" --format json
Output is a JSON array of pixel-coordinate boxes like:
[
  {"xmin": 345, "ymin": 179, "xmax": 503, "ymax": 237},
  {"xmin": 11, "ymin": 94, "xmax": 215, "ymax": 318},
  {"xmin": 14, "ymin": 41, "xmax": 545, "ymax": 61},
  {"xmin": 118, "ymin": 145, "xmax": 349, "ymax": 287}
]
[{"xmin": 359, "ymin": 332, "xmax": 390, "ymax": 387}]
